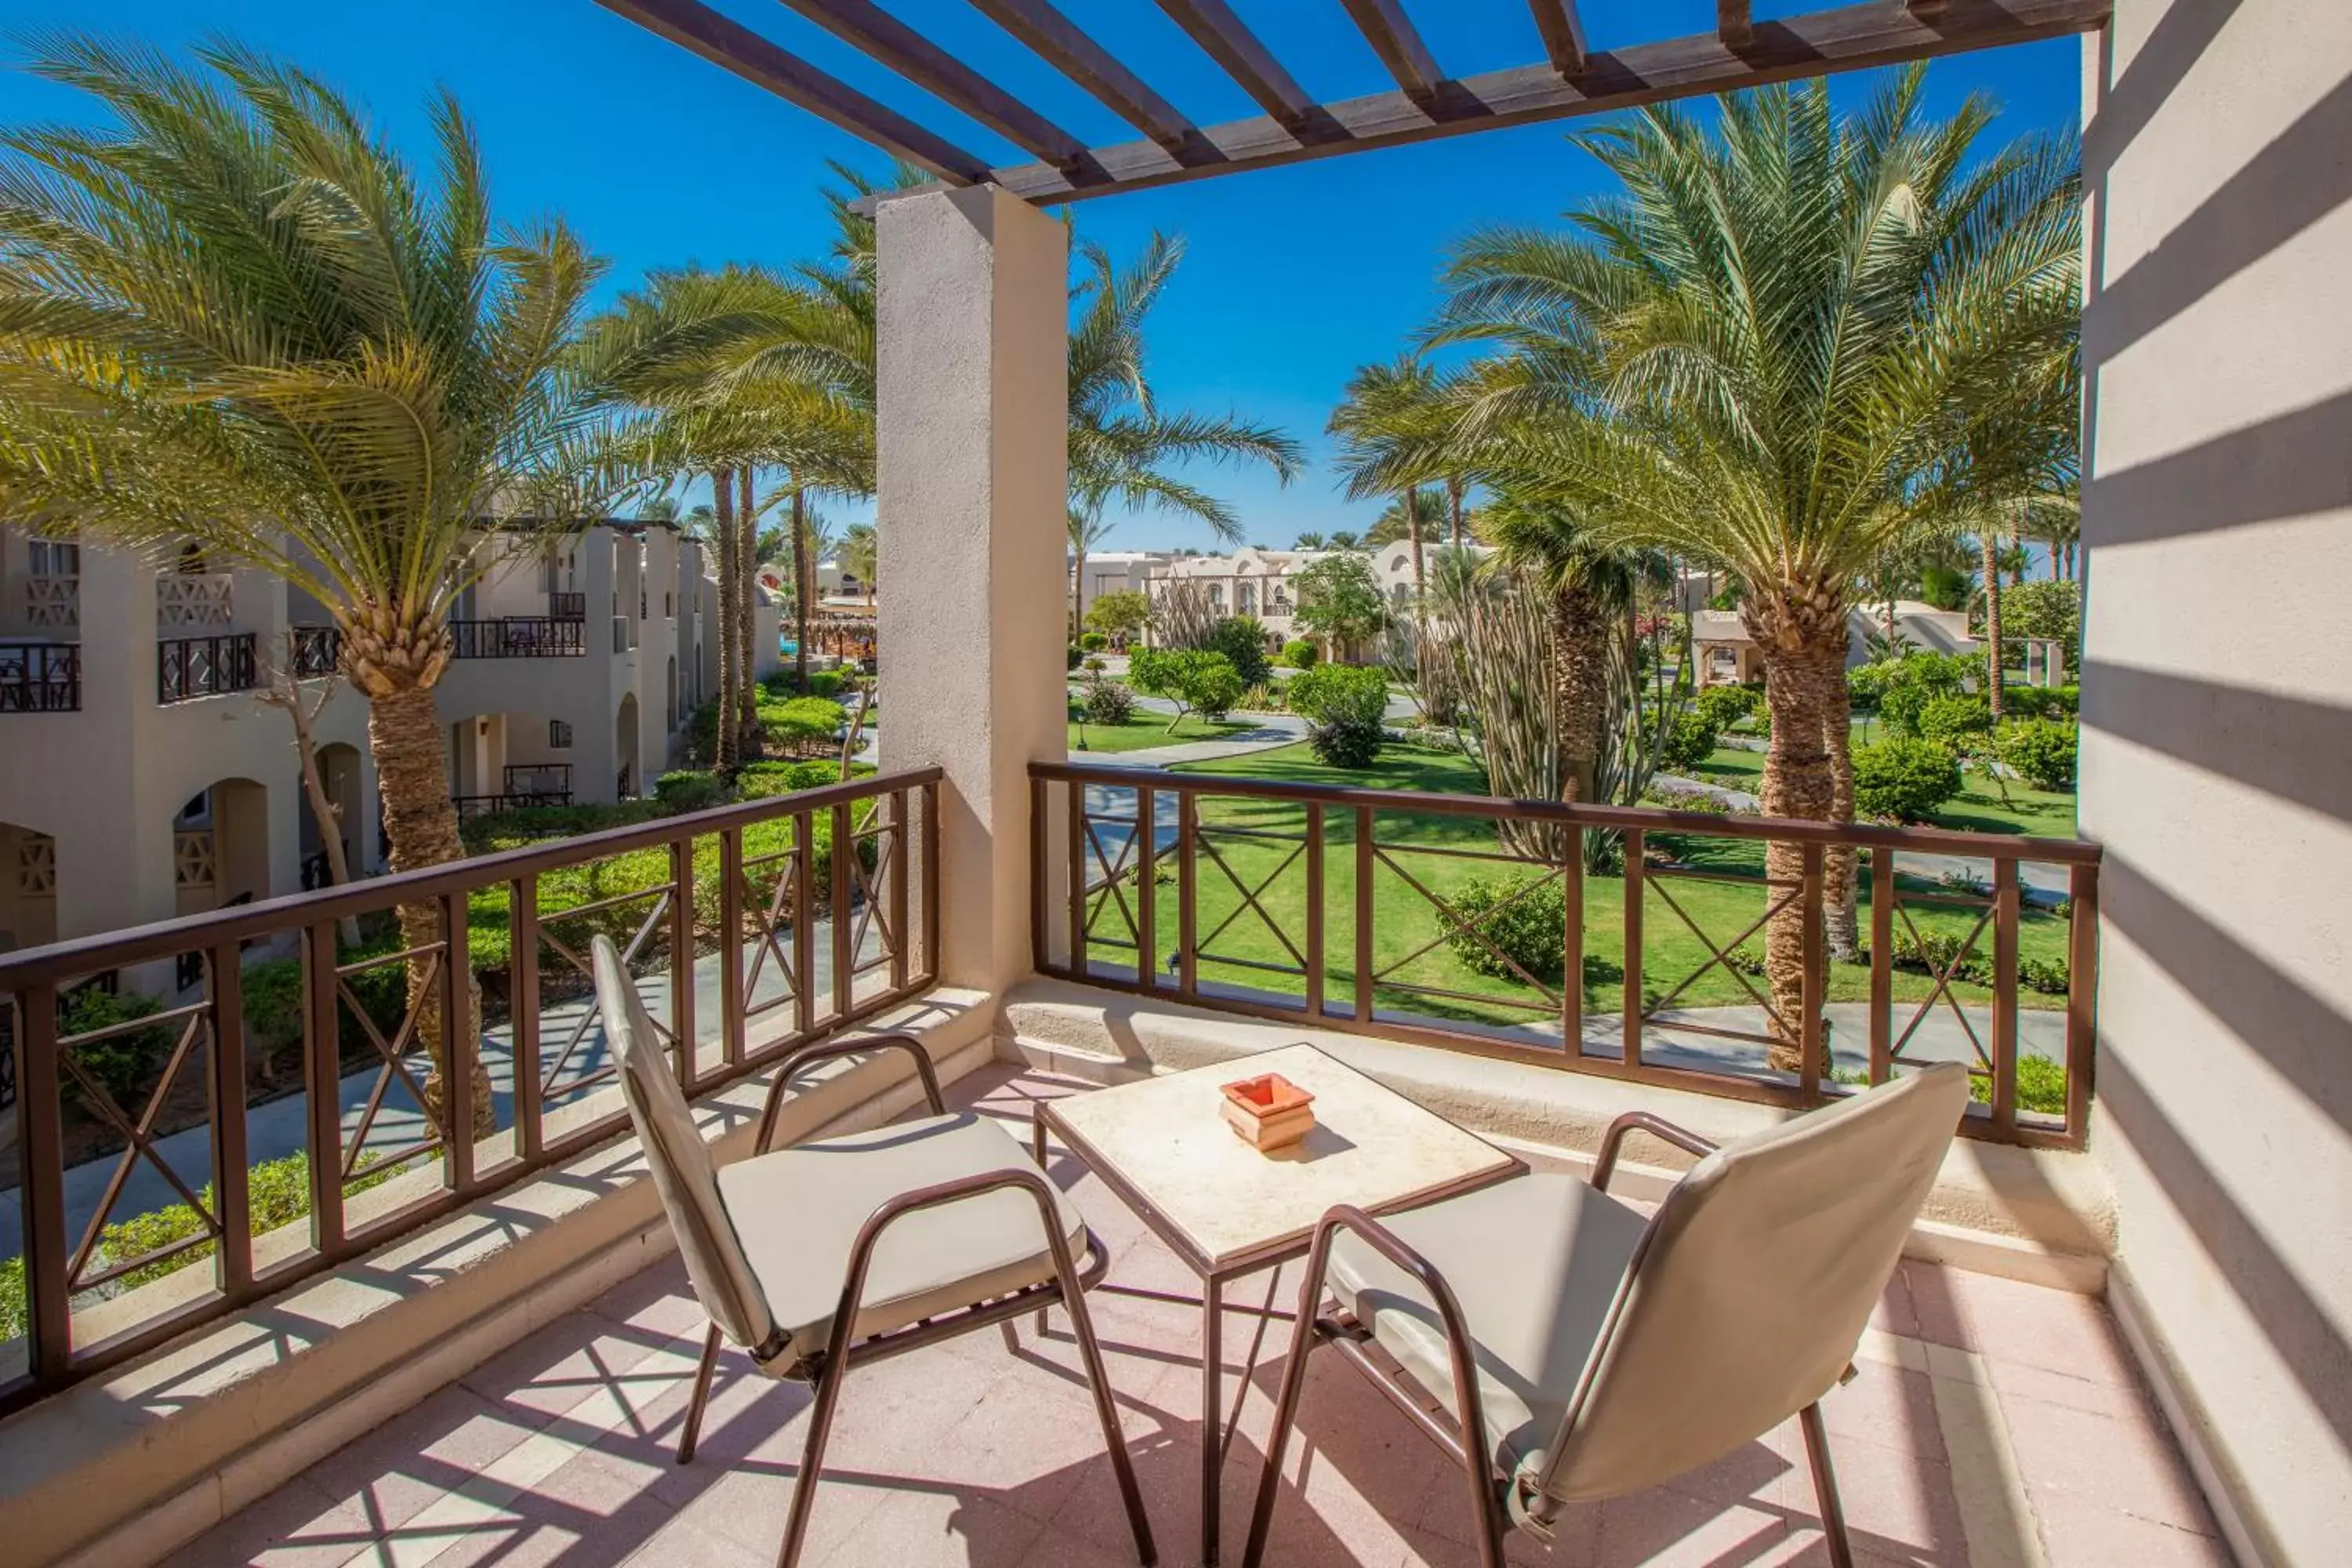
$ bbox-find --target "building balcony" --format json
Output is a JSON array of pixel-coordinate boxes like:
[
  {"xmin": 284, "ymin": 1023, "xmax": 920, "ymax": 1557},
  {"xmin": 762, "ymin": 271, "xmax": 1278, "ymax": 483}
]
[
  {"xmin": 549, "ymin": 590, "xmax": 587, "ymax": 621},
  {"xmin": 20, "ymin": 575, "xmax": 77, "ymax": 631},
  {"xmin": 290, "ymin": 623, "xmax": 342, "ymax": 677},
  {"xmin": 448, "ymin": 616, "xmax": 588, "ymax": 659},
  {"xmin": 0, "ymin": 644, "xmax": 79, "ymax": 713},
  {"xmin": 156, "ymin": 630, "xmax": 259, "ymax": 704},
  {"xmin": 154, "ymin": 572, "xmax": 234, "ymax": 630}
]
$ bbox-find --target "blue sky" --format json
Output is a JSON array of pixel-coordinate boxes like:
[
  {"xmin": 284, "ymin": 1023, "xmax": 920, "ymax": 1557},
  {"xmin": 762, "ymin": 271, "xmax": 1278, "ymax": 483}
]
[{"xmin": 2, "ymin": 2, "xmax": 2082, "ymax": 550}]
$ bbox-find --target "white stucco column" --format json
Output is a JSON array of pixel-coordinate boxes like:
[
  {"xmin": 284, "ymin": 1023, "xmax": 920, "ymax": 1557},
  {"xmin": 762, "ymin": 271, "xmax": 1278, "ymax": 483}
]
[{"xmin": 876, "ymin": 185, "xmax": 1068, "ymax": 993}]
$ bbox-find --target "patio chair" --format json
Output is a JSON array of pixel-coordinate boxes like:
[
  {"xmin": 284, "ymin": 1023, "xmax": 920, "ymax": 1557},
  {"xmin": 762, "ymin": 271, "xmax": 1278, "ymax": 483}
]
[
  {"xmin": 1241, "ymin": 1063, "xmax": 1970, "ymax": 1568},
  {"xmin": 589, "ymin": 937, "xmax": 1156, "ymax": 1568}
]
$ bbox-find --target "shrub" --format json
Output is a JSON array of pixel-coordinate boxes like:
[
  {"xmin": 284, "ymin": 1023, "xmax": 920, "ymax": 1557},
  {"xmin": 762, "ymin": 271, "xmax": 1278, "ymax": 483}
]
[
  {"xmin": 1280, "ymin": 638, "xmax": 1320, "ymax": 670},
  {"xmin": 1998, "ymin": 718, "xmax": 2078, "ymax": 792},
  {"xmin": 96, "ymin": 1149, "xmax": 411, "ymax": 1294},
  {"xmin": 1079, "ymin": 630, "xmax": 1109, "ymax": 652},
  {"xmin": 1969, "ymin": 1054, "xmax": 2068, "ymax": 1116},
  {"xmin": 655, "ymin": 769, "xmax": 728, "ymax": 812},
  {"xmin": 762, "ymin": 668, "xmax": 842, "ymax": 701},
  {"xmin": 58, "ymin": 985, "xmax": 176, "ymax": 1109},
  {"xmin": 1207, "ymin": 616, "xmax": 1272, "ymax": 687},
  {"xmin": 766, "ymin": 696, "xmax": 846, "ymax": 755},
  {"xmin": 1234, "ymin": 681, "xmax": 1289, "ymax": 713},
  {"xmin": 1082, "ymin": 655, "xmax": 1107, "ymax": 674},
  {"xmin": 1846, "ymin": 660, "xmax": 1896, "ymax": 714},
  {"xmin": 1445, "ymin": 874, "xmax": 1569, "ymax": 983},
  {"xmin": 1693, "ymin": 684, "xmax": 1759, "ymax": 731},
  {"xmin": 1129, "ymin": 648, "xmax": 1243, "ymax": 726},
  {"xmin": 1308, "ymin": 717, "xmax": 1384, "ymax": 768},
  {"xmin": 1066, "ymin": 643, "xmax": 1083, "ymax": 670},
  {"xmin": 1287, "ymin": 663, "xmax": 1390, "ymax": 768},
  {"xmin": 1653, "ymin": 706, "xmax": 1721, "ymax": 773},
  {"xmin": 1852, "ymin": 736, "xmax": 1963, "ymax": 822},
  {"xmin": 735, "ymin": 759, "xmax": 873, "ymax": 798},
  {"xmin": 1915, "ymin": 693, "xmax": 1993, "ymax": 750},
  {"xmin": 1878, "ymin": 681, "xmax": 1929, "ymax": 737},
  {"xmin": 1080, "ymin": 676, "xmax": 1136, "ymax": 727}
]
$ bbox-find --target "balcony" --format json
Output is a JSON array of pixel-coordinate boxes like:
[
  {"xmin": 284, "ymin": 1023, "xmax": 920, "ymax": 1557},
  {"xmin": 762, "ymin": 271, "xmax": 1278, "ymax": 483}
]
[
  {"xmin": 156, "ymin": 630, "xmax": 258, "ymax": 703},
  {"xmin": 454, "ymin": 763, "xmax": 576, "ymax": 817},
  {"xmin": 448, "ymin": 616, "xmax": 587, "ymax": 659},
  {"xmin": 0, "ymin": 644, "xmax": 79, "ymax": 713},
  {"xmin": 20, "ymin": 576, "xmax": 76, "ymax": 630},
  {"xmin": 549, "ymin": 590, "xmax": 587, "ymax": 621},
  {"xmin": 290, "ymin": 623, "xmax": 341, "ymax": 677},
  {"xmin": 151, "ymin": 1060, "xmax": 2223, "ymax": 1568},
  {"xmin": 154, "ymin": 572, "xmax": 233, "ymax": 630}
]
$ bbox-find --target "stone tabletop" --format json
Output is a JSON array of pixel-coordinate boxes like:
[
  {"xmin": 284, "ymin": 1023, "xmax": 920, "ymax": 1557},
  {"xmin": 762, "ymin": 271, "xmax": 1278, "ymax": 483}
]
[{"xmin": 1041, "ymin": 1043, "xmax": 1520, "ymax": 1271}]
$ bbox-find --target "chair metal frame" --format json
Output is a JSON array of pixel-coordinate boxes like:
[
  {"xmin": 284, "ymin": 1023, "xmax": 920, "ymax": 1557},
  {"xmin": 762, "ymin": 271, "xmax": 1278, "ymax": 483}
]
[
  {"xmin": 666, "ymin": 1029, "xmax": 1157, "ymax": 1568},
  {"xmin": 1240, "ymin": 1109, "xmax": 1853, "ymax": 1568}
]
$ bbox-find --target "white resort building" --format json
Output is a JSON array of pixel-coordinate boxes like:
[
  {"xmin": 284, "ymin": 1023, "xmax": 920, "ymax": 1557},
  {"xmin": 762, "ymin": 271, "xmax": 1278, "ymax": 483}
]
[{"xmin": 0, "ymin": 518, "xmax": 775, "ymax": 970}]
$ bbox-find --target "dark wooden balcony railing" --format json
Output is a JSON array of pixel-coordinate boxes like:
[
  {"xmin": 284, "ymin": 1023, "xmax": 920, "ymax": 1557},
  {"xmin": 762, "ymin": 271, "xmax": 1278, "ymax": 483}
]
[
  {"xmin": 1030, "ymin": 760, "xmax": 2100, "ymax": 1152},
  {"xmin": 448, "ymin": 617, "xmax": 586, "ymax": 659},
  {"xmin": 548, "ymin": 591, "xmax": 586, "ymax": 621},
  {"xmin": 0, "ymin": 767, "xmax": 941, "ymax": 1413},
  {"xmin": 157, "ymin": 632, "xmax": 259, "ymax": 703},
  {"xmin": 0, "ymin": 644, "xmax": 82, "ymax": 713},
  {"xmin": 290, "ymin": 624, "xmax": 342, "ymax": 677}
]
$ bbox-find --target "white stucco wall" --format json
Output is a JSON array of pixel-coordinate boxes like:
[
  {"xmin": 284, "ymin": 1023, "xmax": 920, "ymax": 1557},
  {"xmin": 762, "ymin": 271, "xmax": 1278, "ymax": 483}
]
[{"xmin": 2078, "ymin": 7, "xmax": 2352, "ymax": 1563}]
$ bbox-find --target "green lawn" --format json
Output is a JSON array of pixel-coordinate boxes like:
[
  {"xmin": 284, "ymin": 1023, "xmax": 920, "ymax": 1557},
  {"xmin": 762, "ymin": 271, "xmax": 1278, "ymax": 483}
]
[
  {"xmin": 1069, "ymin": 708, "xmax": 1253, "ymax": 754},
  {"xmin": 1690, "ymin": 746, "xmax": 2078, "ymax": 837},
  {"xmin": 1073, "ymin": 740, "xmax": 2076, "ymax": 1038}
]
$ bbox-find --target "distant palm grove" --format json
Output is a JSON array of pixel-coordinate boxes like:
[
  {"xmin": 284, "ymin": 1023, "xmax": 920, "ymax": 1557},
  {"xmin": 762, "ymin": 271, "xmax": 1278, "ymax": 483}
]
[{"xmin": 0, "ymin": 35, "xmax": 2081, "ymax": 1081}]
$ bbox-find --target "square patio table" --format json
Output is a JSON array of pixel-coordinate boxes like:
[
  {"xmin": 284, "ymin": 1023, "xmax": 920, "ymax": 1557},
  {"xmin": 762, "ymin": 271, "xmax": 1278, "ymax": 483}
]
[{"xmin": 1033, "ymin": 1043, "xmax": 1523, "ymax": 1566}]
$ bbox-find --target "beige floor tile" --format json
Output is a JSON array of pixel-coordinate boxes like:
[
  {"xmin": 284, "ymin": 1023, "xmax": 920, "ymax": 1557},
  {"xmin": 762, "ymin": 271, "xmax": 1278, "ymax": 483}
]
[{"xmin": 1997, "ymin": 1388, "xmax": 2219, "ymax": 1534}]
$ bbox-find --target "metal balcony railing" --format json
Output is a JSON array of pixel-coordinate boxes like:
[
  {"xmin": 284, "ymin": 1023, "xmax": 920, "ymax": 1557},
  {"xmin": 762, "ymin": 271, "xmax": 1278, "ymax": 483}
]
[
  {"xmin": 290, "ymin": 625, "xmax": 342, "ymax": 677},
  {"xmin": 0, "ymin": 766, "xmax": 942, "ymax": 1413},
  {"xmin": 0, "ymin": 644, "xmax": 82, "ymax": 713},
  {"xmin": 548, "ymin": 591, "xmax": 586, "ymax": 621},
  {"xmin": 158, "ymin": 632, "xmax": 259, "ymax": 703},
  {"xmin": 447, "ymin": 617, "xmax": 586, "ymax": 659},
  {"xmin": 1031, "ymin": 760, "xmax": 2102, "ymax": 1152}
]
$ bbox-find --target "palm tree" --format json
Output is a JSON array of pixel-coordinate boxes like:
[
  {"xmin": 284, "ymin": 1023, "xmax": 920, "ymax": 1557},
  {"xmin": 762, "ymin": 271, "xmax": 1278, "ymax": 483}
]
[
  {"xmin": 1293, "ymin": 530, "xmax": 1327, "ymax": 550},
  {"xmin": 1326, "ymin": 530, "xmax": 1363, "ymax": 551},
  {"xmin": 1328, "ymin": 358, "xmax": 1462, "ymax": 617},
  {"xmin": 1480, "ymin": 494, "xmax": 1664, "ymax": 804},
  {"xmin": 0, "ymin": 37, "xmax": 617, "ymax": 1129},
  {"xmin": 840, "ymin": 521, "xmax": 878, "ymax": 603},
  {"xmin": 1432, "ymin": 70, "xmax": 2080, "ymax": 1067}
]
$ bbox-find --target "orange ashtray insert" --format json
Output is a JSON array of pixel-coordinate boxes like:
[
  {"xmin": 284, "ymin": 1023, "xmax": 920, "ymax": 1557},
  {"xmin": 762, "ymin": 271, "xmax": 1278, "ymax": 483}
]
[{"xmin": 1220, "ymin": 1073, "xmax": 1316, "ymax": 1149}]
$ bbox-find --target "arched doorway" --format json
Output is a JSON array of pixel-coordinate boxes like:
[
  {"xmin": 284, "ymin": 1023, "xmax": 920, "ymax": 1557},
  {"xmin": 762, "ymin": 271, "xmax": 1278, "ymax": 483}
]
[
  {"xmin": 615, "ymin": 693, "xmax": 641, "ymax": 799},
  {"xmin": 173, "ymin": 779, "xmax": 268, "ymax": 920}
]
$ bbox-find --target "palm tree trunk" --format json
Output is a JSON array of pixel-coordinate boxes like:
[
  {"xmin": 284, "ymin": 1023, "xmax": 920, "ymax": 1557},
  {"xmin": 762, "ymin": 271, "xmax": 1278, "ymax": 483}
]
[
  {"xmin": 712, "ymin": 466, "xmax": 739, "ymax": 774},
  {"xmin": 1819, "ymin": 641, "xmax": 1860, "ymax": 964},
  {"xmin": 737, "ymin": 466, "xmax": 760, "ymax": 758},
  {"xmin": 1981, "ymin": 527, "xmax": 2005, "ymax": 722},
  {"xmin": 1549, "ymin": 585, "xmax": 1607, "ymax": 805},
  {"xmin": 791, "ymin": 485, "xmax": 810, "ymax": 691},
  {"xmin": 362, "ymin": 672, "xmax": 495, "ymax": 1139},
  {"xmin": 1750, "ymin": 591, "xmax": 1845, "ymax": 1077},
  {"xmin": 1406, "ymin": 492, "xmax": 1426, "ymax": 623},
  {"xmin": 1446, "ymin": 477, "xmax": 1465, "ymax": 550}
]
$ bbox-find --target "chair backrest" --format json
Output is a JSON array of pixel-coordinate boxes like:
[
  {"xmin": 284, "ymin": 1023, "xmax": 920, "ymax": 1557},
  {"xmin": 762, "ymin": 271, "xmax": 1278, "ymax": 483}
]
[
  {"xmin": 1538, "ymin": 1062, "xmax": 1969, "ymax": 1503},
  {"xmin": 591, "ymin": 936, "xmax": 777, "ymax": 1354}
]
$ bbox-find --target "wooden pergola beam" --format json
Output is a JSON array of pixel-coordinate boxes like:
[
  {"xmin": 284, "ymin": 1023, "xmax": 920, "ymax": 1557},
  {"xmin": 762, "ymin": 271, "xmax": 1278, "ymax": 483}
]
[
  {"xmin": 972, "ymin": 0, "xmax": 2110, "ymax": 206},
  {"xmin": 1339, "ymin": 0, "xmax": 1445, "ymax": 103},
  {"xmin": 1152, "ymin": 0, "xmax": 1316, "ymax": 126},
  {"xmin": 772, "ymin": 0, "xmax": 1091, "ymax": 170},
  {"xmin": 593, "ymin": 0, "xmax": 993, "ymax": 183},
  {"xmin": 1719, "ymin": 1, "xmax": 1755, "ymax": 50},
  {"xmin": 1526, "ymin": 1, "xmax": 1588, "ymax": 78},
  {"xmin": 966, "ymin": 0, "xmax": 1200, "ymax": 152}
]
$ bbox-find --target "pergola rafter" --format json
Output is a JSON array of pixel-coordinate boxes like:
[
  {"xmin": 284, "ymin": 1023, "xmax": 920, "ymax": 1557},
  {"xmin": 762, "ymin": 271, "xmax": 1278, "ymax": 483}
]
[{"xmin": 596, "ymin": 0, "xmax": 2110, "ymax": 206}]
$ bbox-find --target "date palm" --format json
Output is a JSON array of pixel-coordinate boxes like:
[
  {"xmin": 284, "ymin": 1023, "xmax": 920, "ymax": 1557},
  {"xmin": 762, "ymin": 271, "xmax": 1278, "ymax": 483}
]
[
  {"xmin": 0, "ymin": 36, "xmax": 619, "ymax": 1128},
  {"xmin": 1434, "ymin": 69, "xmax": 2080, "ymax": 1069},
  {"xmin": 1329, "ymin": 358, "xmax": 1472, "ymax": 615}
]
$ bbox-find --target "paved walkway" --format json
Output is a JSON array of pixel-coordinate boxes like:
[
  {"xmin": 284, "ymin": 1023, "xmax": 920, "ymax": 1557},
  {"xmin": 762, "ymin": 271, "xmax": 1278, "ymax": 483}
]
[{"xmin": 168, "ymin": 1062, "xmax": 2230, "ymax": 1568}]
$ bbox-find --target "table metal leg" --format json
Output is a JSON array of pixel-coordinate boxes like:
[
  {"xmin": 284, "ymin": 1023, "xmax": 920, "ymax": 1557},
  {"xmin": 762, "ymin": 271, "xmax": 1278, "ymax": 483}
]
[{"xmin": 1202, "ymin": 1272, "xmax": 1224, "ymax": 1566}]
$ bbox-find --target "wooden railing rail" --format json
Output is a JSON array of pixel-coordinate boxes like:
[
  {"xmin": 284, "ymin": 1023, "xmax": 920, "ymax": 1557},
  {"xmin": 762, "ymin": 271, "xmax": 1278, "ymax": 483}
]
[
  {"xmin": 0, "ymin": 767, "xmax": 942, "ymax": 1414},
  {"xmin": 1031, "ymin": 760, "xmax": 2099, "ymax": 1155}
]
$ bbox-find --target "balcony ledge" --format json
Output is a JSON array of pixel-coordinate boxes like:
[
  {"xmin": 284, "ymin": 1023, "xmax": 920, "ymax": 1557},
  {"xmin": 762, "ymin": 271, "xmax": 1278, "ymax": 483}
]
[
  {"xmin": 998, "ymin": 976, "xmax": 2117, "ymax": 1293},
  {"xmin": 0, "ymin": 985, "xmax": 996, "ymax": 1568}
]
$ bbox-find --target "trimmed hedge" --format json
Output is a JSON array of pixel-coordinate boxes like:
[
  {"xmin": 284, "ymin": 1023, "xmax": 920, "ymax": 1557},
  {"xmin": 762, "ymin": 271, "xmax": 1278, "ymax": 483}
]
[{"xmin": 1853, "ymin": 736, "xmax": 1964, "ymax": 822}]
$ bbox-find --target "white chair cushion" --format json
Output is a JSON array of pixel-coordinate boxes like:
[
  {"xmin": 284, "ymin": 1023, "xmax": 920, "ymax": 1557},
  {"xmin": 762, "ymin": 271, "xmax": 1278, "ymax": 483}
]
[
  {"xmin": 718, "ymin": 1111, "xmax": 1087, "ymax": 1370},
  {"xmin": 1327, "ymin": 1173, "xmax": 1647, "ymax": 1477}
]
